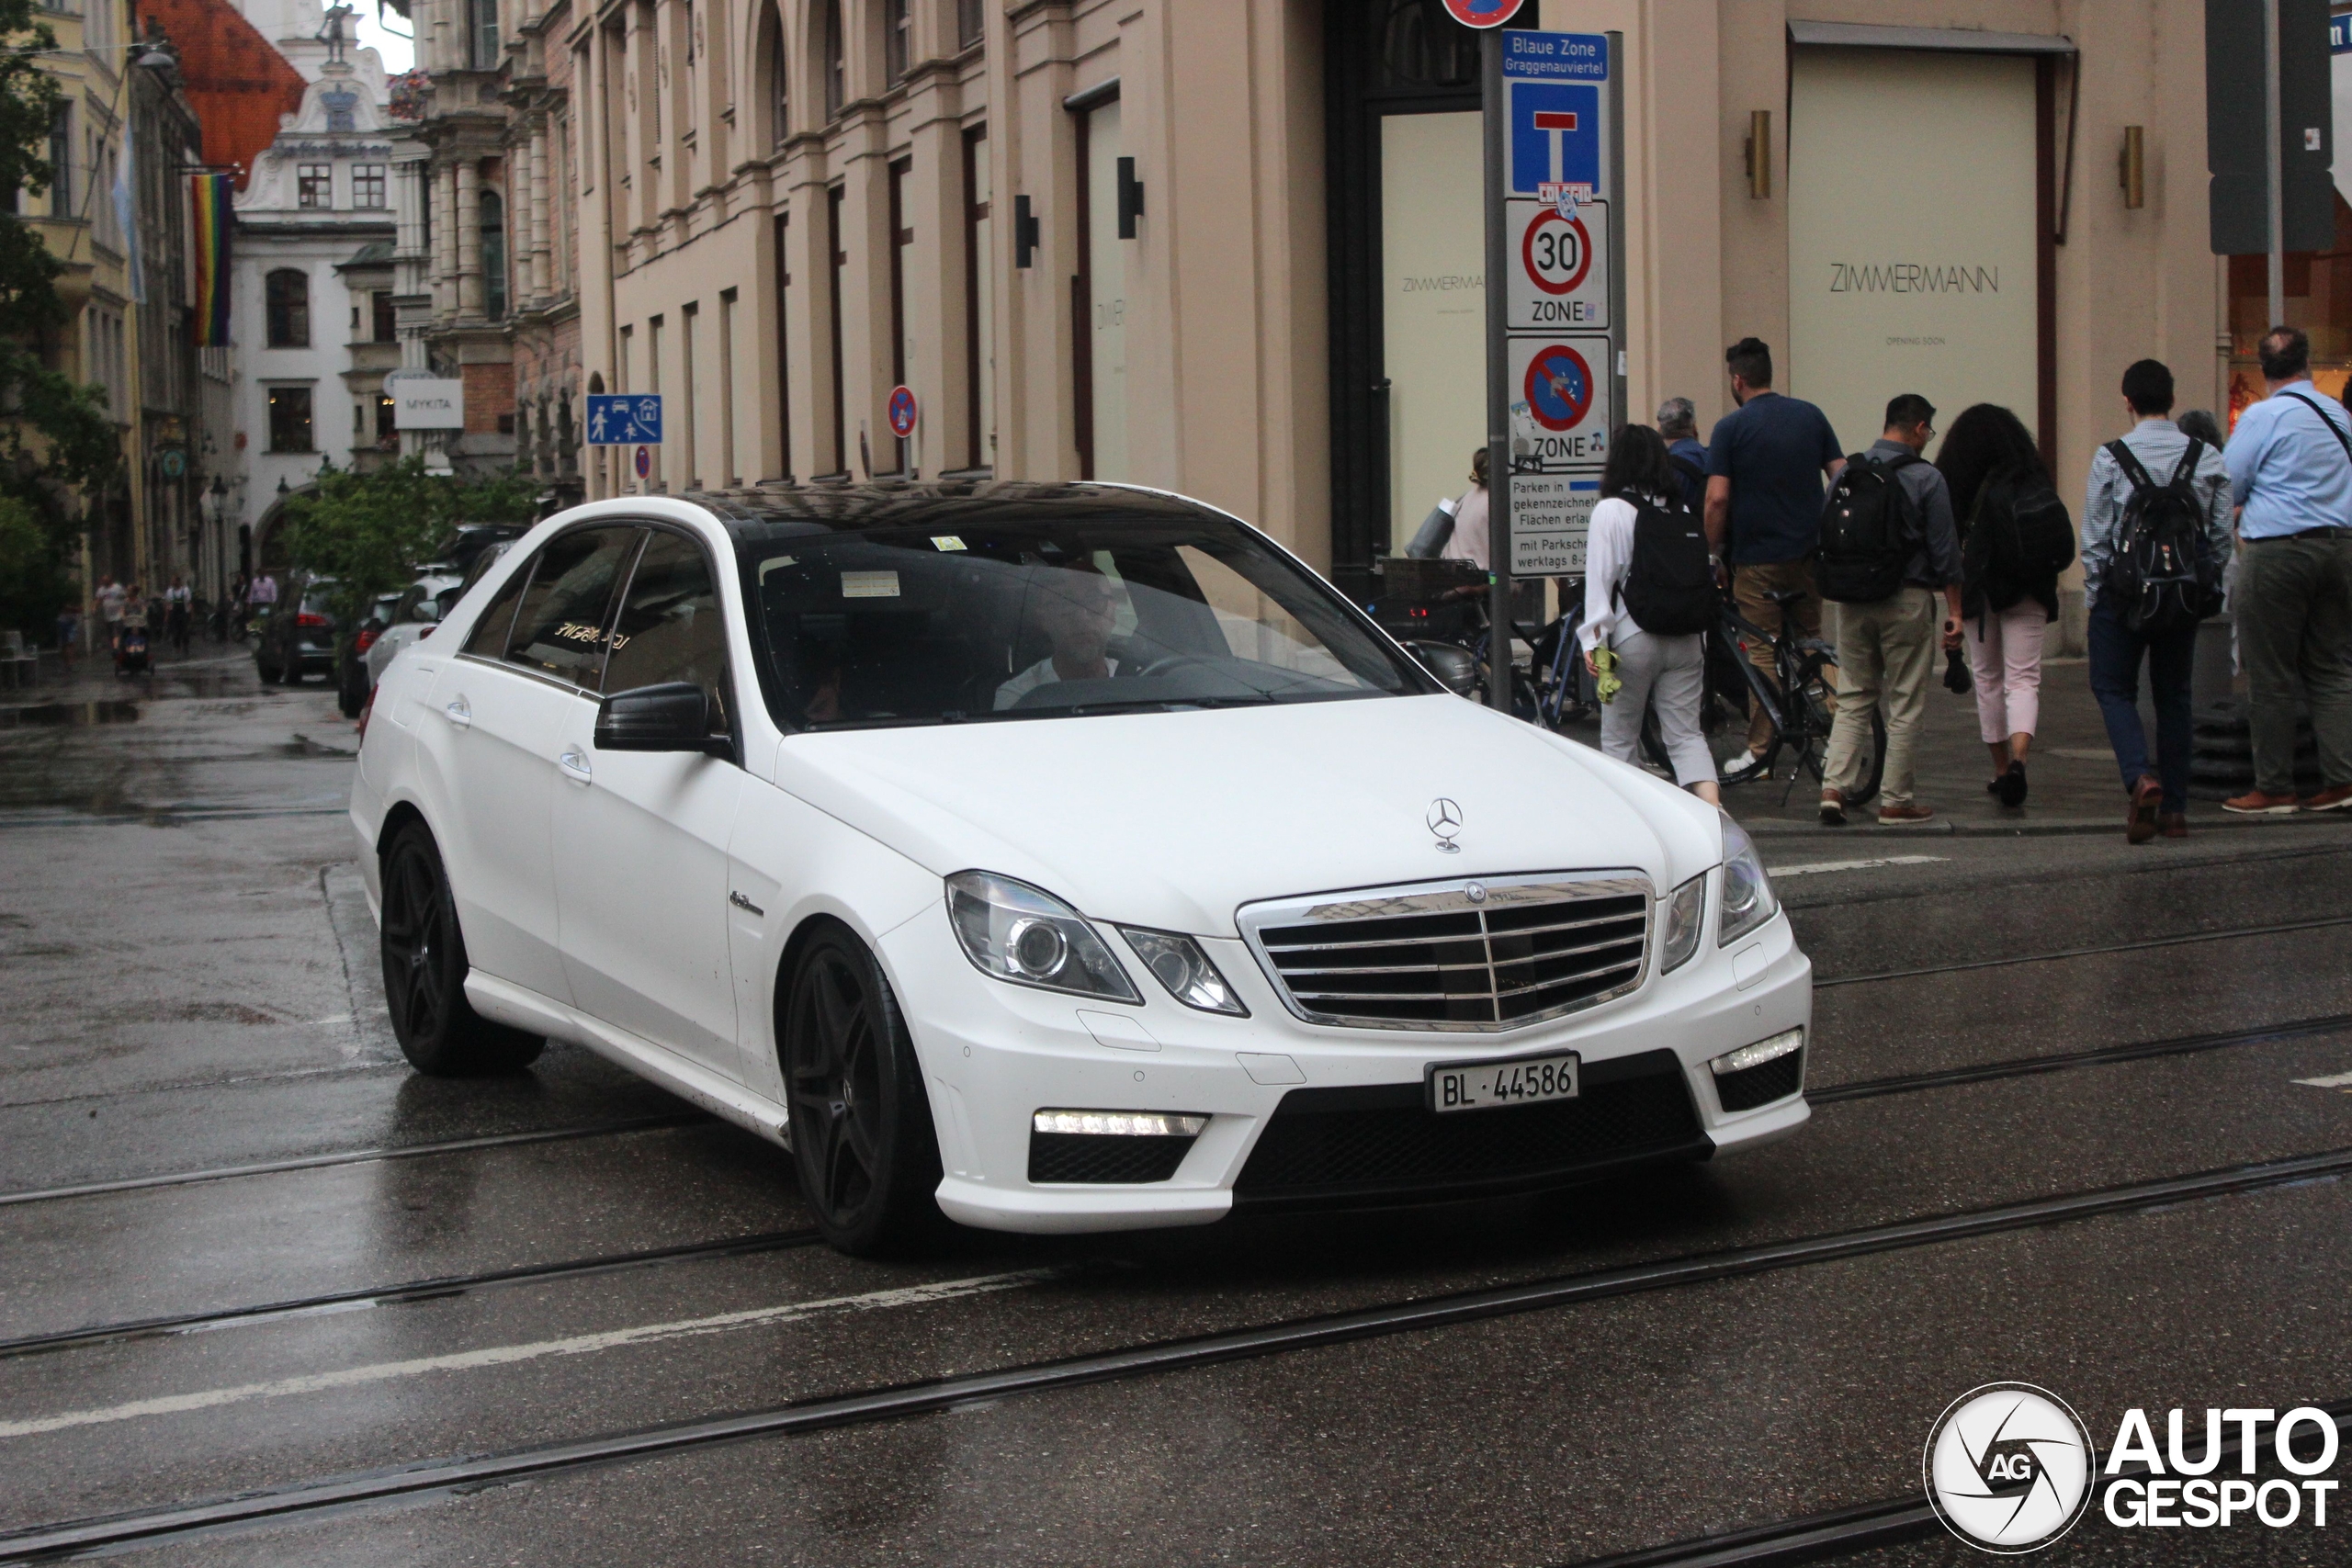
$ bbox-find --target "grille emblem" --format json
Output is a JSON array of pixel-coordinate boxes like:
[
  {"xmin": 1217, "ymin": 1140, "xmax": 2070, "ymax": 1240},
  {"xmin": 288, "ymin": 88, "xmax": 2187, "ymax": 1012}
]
[
  {"xmin": 1427, "ymin": 797, "xmax": 1463, "ymax": 852},
  {"xmin": 1464, "ymin": 882, "xmax": 1487, "ymax": 903}
]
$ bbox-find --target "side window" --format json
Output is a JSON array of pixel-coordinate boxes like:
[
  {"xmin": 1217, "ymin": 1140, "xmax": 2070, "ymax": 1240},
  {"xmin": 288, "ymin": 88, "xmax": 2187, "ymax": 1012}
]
[
  {"xmin": 601, "ymin": 530, "xmax": 730, "ymax": 728},
  {"xmin": 503, "ymin": 525, "xmax": 645, "ymax": 683},
  {"xmin": 461, "ymin": 558, "xmax": 534, "ymax": 657}
]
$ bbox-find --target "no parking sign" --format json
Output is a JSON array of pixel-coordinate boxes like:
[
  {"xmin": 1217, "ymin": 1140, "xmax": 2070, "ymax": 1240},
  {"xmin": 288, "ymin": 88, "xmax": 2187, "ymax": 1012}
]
[{"xmin": 887, "ymin": 385, "xmax": 918, "ymax": 439}]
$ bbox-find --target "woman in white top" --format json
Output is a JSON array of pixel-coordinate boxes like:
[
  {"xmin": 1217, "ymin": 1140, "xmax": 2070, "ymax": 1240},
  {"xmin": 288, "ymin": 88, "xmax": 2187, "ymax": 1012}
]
[
  {"xmin": 1580, "ymin": 424, "xmax": 1721, "ymax": 805},
  {"xmin": 1439, "ymin": 447, "xmax": 1490, "ymax": 570}
]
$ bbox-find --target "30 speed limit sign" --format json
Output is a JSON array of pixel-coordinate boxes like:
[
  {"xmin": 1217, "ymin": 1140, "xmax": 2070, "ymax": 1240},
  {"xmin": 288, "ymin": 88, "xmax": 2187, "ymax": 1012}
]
[{"xmin": 1507, "ymin": 197, "xmax": 1610, "ymax": 330}]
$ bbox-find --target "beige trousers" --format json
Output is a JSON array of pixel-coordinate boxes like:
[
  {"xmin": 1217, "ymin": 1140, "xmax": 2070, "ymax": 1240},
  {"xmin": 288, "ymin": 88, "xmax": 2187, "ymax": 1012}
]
[{"xmin": 1825, "ymin": 585, "xmax": 1937, "ymax": 807}]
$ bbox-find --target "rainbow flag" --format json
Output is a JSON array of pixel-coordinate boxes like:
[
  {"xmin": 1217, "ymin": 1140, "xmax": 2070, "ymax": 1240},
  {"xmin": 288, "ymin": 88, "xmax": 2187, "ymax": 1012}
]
[{"xmin": 191, "ymin": 174, "xmax": 232, "ymax": 347}]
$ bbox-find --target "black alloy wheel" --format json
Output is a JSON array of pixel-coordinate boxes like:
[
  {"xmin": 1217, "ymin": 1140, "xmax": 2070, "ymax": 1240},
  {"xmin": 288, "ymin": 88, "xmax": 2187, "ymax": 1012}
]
[
  {"xmin": 783, "ymin": 926, "xmax": 944, "ymax": 1255},
  {"xmin": 379, "ymin": 822, "xmax": 544, "ymax": 1076}
]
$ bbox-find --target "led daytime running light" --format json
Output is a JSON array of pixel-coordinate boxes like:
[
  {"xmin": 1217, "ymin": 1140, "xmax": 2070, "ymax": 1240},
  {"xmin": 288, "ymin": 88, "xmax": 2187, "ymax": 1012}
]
[
  {"xmin": 1032, "ymin": 1110, "xmax": 1208, "ymax": 1138},
  {"xmin": 1711, "ymin": 1028, "xmax": 1803, "ymax": 1077}
]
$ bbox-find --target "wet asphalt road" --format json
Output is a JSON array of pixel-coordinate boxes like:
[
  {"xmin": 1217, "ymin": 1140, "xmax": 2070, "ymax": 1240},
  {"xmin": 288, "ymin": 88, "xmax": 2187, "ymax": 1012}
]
[{"xmin": 4, "ymin": 654, "xmax": 2352, "ymax": 1566}]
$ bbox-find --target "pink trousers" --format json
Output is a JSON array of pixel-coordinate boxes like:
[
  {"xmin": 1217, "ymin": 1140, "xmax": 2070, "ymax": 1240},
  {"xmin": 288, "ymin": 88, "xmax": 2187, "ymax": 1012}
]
[{"xmin": 1964, "ymin": 602, "xmax": 2048, "ymax": 743}]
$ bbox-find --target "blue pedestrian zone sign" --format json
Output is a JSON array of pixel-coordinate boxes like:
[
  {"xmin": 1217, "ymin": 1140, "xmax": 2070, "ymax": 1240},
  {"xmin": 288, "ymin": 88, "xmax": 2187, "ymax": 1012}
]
[{"xmin": 586, "ymin": 393, "xmax": 662, "ymax": 446}]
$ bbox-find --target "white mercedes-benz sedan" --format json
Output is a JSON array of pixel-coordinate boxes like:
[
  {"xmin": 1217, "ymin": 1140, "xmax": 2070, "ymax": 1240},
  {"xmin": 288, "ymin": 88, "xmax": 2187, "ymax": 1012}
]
[{"xmin": 352, "ymin": 483, "xmax": 1810, "ymax": 1253}]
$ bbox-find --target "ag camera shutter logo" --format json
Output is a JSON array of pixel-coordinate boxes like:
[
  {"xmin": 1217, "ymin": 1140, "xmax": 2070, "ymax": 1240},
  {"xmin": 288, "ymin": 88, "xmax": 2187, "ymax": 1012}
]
[{"xmin": 1924, "ymin": 1383, "xmax": 2095, "ymax": 1552}]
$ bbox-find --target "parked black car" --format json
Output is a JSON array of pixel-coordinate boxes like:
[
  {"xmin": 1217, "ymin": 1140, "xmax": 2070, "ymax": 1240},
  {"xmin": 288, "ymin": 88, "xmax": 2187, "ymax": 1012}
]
[{"xmin": 255, "ymin": 580, "xmax": 341, "ymax": 685}]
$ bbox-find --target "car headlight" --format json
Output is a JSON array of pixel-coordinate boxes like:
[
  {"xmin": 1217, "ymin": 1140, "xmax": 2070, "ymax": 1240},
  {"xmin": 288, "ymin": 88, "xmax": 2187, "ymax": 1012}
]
[
  {"xmin": 946, "ymin": 872, "xmax": 1140, "ymax": 1003},
  {"xmin": 1717, "ymin": 813, "xmax": 1779, "ymax": 945},
  {"xmin": 1119, "ymin": 928, "xmax": 1248, "ymax": 1015},
  {"xmin": 1659, "ymin": 874, "xmax": 1706, "ymax": 974}
]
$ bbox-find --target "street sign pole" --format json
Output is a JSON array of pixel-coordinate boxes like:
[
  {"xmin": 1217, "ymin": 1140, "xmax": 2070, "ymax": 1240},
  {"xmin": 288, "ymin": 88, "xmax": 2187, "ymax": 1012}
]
[
  {"xmin": 1607, "ymin": 32, "xmax": 1626, "ymax": 437},
  {"xmin": 2266, "ymin": 0, "xmax": 2285, "ymax": 324},
  {"xmin": 1484, "ymin": 26, "xmax": 1513, "ymax": 715}
]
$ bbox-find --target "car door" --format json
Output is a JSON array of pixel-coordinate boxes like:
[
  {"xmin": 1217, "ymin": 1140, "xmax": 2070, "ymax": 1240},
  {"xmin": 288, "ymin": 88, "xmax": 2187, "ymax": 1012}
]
[
  {"xmin": 421, "ymin": 524, "xmax": 644, "ymax": 1004},
  {"xmin": 552, "ymin": 525, "xmax": 746, "ymax": 1080}
]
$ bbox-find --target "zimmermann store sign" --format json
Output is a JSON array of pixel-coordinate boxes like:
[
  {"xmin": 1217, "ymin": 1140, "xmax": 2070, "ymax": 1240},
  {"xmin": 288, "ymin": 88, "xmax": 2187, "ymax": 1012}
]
[{"xmin": 1786, "ymin": 48, "xmax": 2039, "ymax": 456}]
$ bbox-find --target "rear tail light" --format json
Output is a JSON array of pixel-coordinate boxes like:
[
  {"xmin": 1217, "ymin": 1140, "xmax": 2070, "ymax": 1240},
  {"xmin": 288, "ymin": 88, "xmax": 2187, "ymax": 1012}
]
[
  {"xmin": 354, "ymin": 628, "xmax": 379, "ymax": 652},
  {"xmin": 418, "ymin": 626, "xmax": 434, "ymax": 639},
  {"xmin": 297, "ymin": 613, "xmax": 330, "ymax": 629}
]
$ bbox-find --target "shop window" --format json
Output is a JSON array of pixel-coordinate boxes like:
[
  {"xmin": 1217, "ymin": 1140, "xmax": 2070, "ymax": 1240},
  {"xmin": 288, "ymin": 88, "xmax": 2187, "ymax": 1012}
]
[
  {"xmin": 298, "ymin": 164, "xmax": 332, "ymax": 209},
  {"xmin": 2227, "ymin": 193, "xmax": 2352, "ymax": 426},
  {"xmin": 1379, "ymin": 0, "xmax": 1478, "ymax": 90},
  {"xmin": 266, "ymin": 269, "xmax": 310, "ymax": 347},
  {"xmin": 267, "ymin": 386, "xmax": 314, "ymax": 453},
  {"xmin": 376, "ymin": 392, "xmax": 396, "ymax": 446}
]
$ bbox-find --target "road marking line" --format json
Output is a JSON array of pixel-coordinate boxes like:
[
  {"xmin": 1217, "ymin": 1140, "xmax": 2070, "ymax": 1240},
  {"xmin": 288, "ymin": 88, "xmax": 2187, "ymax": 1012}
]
[
  {"xmin": 2293, "ymin": 1071, "xmax": 2352, "ymax": 1090},
  {"xmin": 0, "ymin": 1269, "xmax": 1056, "ymax": 1441},
  {"xmin": 1766, "ymin": 855, "xmax": 1951, "ymax": 878}
]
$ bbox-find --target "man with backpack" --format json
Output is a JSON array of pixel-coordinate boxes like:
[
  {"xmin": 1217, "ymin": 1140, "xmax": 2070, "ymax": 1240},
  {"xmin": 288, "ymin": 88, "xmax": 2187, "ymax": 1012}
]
[
  {"xmin": 2080, "ymin": 359, "xmax": 2233, "ymax": 840},
  {"xmin": 1702, "ymin": 339, "xmax": 1845, "ymax": 781},
  {"xmin": 1816, "ymin": 395, "xmax": 1963, "ymax": 826},
  {"xmin": 2221, "ymin": 327, "xmax": 2352, "ymax": 815}
]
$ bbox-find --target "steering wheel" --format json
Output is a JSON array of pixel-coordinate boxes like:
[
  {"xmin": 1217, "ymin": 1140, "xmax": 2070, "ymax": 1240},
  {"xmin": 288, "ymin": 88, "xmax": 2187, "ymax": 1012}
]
[{"xmin": 1136, "ymin": 652, "xmax": 1216, "ymax": 678}]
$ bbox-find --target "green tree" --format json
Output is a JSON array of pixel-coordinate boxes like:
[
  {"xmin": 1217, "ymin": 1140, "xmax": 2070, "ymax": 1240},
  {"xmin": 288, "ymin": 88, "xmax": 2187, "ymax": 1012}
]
[
  {"xmin": 275, "ymin": 458, "xmax": 540, "ymax": 627},
  {"xmin": 0, "ymin": 489, "xmax": 69, "ymax": 636}
]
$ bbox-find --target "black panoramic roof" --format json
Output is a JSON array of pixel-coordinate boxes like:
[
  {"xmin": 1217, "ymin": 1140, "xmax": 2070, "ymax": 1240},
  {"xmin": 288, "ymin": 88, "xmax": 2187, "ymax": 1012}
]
[{"xmin": 686, "ymin": 479, "xmax": 1224, "ymax": 542}]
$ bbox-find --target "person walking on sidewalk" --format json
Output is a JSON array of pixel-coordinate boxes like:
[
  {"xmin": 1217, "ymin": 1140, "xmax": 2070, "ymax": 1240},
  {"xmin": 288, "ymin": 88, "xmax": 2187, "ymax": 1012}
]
[
  {"xmin": 2222, "ymin": 327, "xmax": 2352, "ymax": 815},
  {"xmin": 1938, "ymin": 403, "xmax": 2071, "ymax": 807},
  {"xmin": 1817, "ymin": 395, "xmax": 1964, "ymax": 826},
  {"xmin": 2081, "ymin": 359, "xmax": 2233, "ymax": 841},
  {"xmin": 1702, "ymin": 338, "xmax": 1845, "ymax": 784},
  {"xmin": 1580, "ymin": 424, "xmax": 1722, "ymax": 806},
  {"xmin": 1439, "ymin": 447, "xmax": 1491, "ymax": 571},
  {"xmin": 1658, "ymin": 397, "xmax": 1709, "ymax": 515}
]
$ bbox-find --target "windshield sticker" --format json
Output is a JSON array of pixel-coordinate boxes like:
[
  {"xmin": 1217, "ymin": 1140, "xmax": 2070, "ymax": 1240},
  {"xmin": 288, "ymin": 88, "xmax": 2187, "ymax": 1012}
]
[
  {"xmin": 931, "ymin": 536, "xmax": 967, "ymax": 552},
  {"xmin": 841, "ymin": 570, "xmax": 902, "ymax": 600}
]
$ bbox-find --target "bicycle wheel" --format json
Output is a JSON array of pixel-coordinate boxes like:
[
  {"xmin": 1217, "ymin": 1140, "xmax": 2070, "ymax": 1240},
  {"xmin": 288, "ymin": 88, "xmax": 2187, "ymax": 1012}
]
[{"xmin": 1793, "ymin": 662, "xmax": 1884, "ymax": 806}]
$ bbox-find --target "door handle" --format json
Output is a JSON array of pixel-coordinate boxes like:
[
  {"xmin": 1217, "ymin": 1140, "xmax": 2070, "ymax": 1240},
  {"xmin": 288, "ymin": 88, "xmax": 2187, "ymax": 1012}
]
[
  {"xmin": 558, "ymin": 747, "xmax": 594, "ymax": 784},
  {"xmin": 444, "ymin": 694, "xmax": 471, "ymax": 729}
]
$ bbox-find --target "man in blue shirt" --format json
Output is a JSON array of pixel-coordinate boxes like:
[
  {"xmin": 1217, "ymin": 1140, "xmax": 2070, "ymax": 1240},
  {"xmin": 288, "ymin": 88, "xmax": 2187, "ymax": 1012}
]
[
  {"xmin": 1657, "ymin": 396, "xmax": 1708, "ymax": 513},
  {"xmin": 2081, "ymin": 358, "xmax": 2233, "ymax": 840},
  {"xmin": 2222, "ymin": 326, "xmax": 2352, "ymax": 814},
  {"xmin": 1702, "ymin": 338, "xmax": 1845, "ymax": 777}
]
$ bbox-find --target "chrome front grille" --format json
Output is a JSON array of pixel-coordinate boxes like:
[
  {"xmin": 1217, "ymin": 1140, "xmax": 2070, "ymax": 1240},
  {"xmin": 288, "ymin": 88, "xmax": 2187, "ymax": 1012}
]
[{"xmin": 1239, "ymin": 874, "xmax": 1653, "ymax": 1032}]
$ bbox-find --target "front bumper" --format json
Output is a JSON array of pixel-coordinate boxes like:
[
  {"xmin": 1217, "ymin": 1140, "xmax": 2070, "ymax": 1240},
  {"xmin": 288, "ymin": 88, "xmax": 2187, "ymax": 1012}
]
[{"xmin": 879, "ymin": 879, "xmax": 1811, "ymax": 1235}]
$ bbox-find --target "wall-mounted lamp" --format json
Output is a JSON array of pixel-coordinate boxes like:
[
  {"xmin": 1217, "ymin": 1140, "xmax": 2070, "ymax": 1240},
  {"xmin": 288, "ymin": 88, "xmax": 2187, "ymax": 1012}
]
[
  {"xmin": 1014, "ymin": 195, "xmax": 1039, "ymax": 268},
  {"xmin": 1116, "ymin": 156, "xmax": 1144, "ymax": 239},
  {"xmin": 1744, "ymin": 110, "xmax": 1771, "ymax": 199},
  {"xmin": 2119, "ymin": 125, "xmax": 2144, "ymax": 209}
]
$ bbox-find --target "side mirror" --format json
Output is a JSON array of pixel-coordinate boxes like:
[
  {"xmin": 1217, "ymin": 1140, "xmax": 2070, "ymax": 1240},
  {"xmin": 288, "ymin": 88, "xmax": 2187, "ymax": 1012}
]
[
  {"xmin": 1406, "ymin": 640, "xmax": 1479, "ymax": 698},
  {"xmin": 595, "ymin": 682, "xmax": 732, "ymax": 758},
  {"xmin": 410, "ymin": 599, "xmax": 441, "ymax": 625}
]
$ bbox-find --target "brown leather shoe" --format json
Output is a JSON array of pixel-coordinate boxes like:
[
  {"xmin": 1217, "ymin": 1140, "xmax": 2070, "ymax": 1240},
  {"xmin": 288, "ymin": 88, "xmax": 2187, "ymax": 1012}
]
[
  {"xmin": 2158, "ymin": 811, "xmax": 2188, "ymax": 839},
  {"xmin": 2128, "ymin": 776, "xmax": 2163, "ymax": 842},
  {"xmin": 2301, "ymin": 784, "xmax": 2352, "ymax": 812},
  {"xmin": 2223, "ymin": 788, "xmax": 2302, "ymax": 816},
  {"xmin": 1877, "ymin": 803, "xmax": 1935, "ymax": 825},
  {"xmin": 1818, "ymin": 789, "xmax": 1846, "ymax": 827}
]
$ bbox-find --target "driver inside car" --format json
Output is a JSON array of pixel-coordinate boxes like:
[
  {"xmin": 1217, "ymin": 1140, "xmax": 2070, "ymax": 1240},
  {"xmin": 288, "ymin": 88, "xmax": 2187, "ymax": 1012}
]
[{"xmin": 994, "ymin": 567, "xmax": 1127, "ymax": 709}]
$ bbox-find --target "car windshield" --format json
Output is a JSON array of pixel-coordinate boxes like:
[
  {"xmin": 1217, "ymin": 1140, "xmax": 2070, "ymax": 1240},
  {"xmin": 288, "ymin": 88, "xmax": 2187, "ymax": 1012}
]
[{"xmin": 741, "ymin": 511, "xmax": 1431, "ymax": 729}]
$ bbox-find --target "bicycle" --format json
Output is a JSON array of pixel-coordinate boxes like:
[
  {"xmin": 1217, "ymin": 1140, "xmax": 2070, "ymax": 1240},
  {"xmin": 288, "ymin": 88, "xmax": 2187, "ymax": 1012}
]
[{"xmin": 1640, "ymin": 587, "xmax": 1885, "ymax": 807}]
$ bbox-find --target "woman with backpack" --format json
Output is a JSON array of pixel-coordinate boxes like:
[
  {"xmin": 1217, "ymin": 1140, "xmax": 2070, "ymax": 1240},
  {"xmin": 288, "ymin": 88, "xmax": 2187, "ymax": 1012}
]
[
  {"xmin": 1936, "ymin": 403, "xmax": 2072, "ymax": 807},
  {"xmin": 1581, "ymin": 424, "xmax": 1720, "ymax": 804}
]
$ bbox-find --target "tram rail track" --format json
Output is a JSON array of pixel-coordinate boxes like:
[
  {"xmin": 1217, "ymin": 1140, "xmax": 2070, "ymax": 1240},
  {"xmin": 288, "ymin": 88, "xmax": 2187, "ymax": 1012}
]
[
  {"xmin": 9, "ymin": 1009, "xmax": 2347, "ymax": 1368},
  {"xmin": 4, "ymin": 1146, "xmax": 2347, "ymax": 1559},
  {"xmin": 1812, "ymin": 911, "xmax": 2352, "ymax": 988}
]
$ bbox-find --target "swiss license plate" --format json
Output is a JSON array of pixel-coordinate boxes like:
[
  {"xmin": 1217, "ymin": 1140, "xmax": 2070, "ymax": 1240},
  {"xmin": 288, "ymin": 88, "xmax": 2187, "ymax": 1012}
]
[{"xmin": 1428, "ymin": 1050, "xmax": 1580, "ymax": 1113}]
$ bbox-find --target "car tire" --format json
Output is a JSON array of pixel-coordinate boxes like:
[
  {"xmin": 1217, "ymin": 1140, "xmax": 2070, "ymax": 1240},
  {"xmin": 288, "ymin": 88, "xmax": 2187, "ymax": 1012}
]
[
  {"xmin": 379, "ymin": 822, "xmax": 545, "ymax": 1076},
  {"xmin": 257, "ymin": 658, "xmax": 284, "ymax": 684},
  {"xmin": 338, "ymin": 663, "xmax": 367, "ymax": 718},
  {"xmin": 781, "ymin": 924, "xmax": 945, "ymax": 1256}
]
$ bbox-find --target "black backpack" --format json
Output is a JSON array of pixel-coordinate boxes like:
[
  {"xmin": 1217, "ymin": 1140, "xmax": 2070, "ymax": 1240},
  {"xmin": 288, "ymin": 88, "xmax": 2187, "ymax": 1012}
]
[
  {"xmin": 1617, "ymin": 497, "xmax": 1717, "ymax": 635},
  {"xmin": 2103, "ymin": 439, "xmax": 2222, "ymax": 634},
  {"xmin": 1816, "ymin": 452, "xmax": 1920, "ymax": 604},
  {"xmin": 1972, "ymin": 467, "xmax": 2075, "ymax": 586}
]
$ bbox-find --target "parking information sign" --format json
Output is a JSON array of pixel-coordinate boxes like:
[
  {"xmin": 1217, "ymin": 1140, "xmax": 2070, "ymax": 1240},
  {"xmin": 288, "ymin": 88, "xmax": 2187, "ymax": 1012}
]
[
  {"xmin": 586, "ymin": 393, "xmax": 663, "ymax": 446},
  {"xmin": 1495, "ymin": 29, "xmax": 1620, "ymax": 578}
]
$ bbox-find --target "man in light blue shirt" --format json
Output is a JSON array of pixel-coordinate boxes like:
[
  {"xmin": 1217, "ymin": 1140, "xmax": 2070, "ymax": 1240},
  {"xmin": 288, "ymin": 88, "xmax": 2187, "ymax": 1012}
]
[
  {"xmin": 2080, "ymin": 359, "xmax": 2233, "ymax": 840},
  {"xmin": 2222, "ymin": 326, "xmax": 2352, "ymax": 814}
]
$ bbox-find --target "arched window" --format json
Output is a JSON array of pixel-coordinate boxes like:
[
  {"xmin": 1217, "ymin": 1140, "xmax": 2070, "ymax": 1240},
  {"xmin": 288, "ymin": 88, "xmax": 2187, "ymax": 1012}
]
[
  {"xmin": 884, "ymin": 0, "xmax": 910, "ymax": 86},
  {"xmin": 766, "ymin": 7, "xmax": 789, "ymax": 151},
  {"xmin": 481, "ymin": 187, "xmax": 506, "ymax": 320},
  {"xmin": 822, "ymin": 0, "xmax": 844, "ymax": 119},
  {"xmin": 265, "ymin": 269, "xmax": 310, "ymax": 347}
]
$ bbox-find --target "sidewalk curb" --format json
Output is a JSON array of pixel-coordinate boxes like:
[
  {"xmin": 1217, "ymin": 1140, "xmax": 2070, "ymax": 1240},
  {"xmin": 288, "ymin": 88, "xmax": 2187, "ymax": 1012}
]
[{"xmin": 1738, "ymin": 814, "xmax": 2352, "ymax": 839}]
